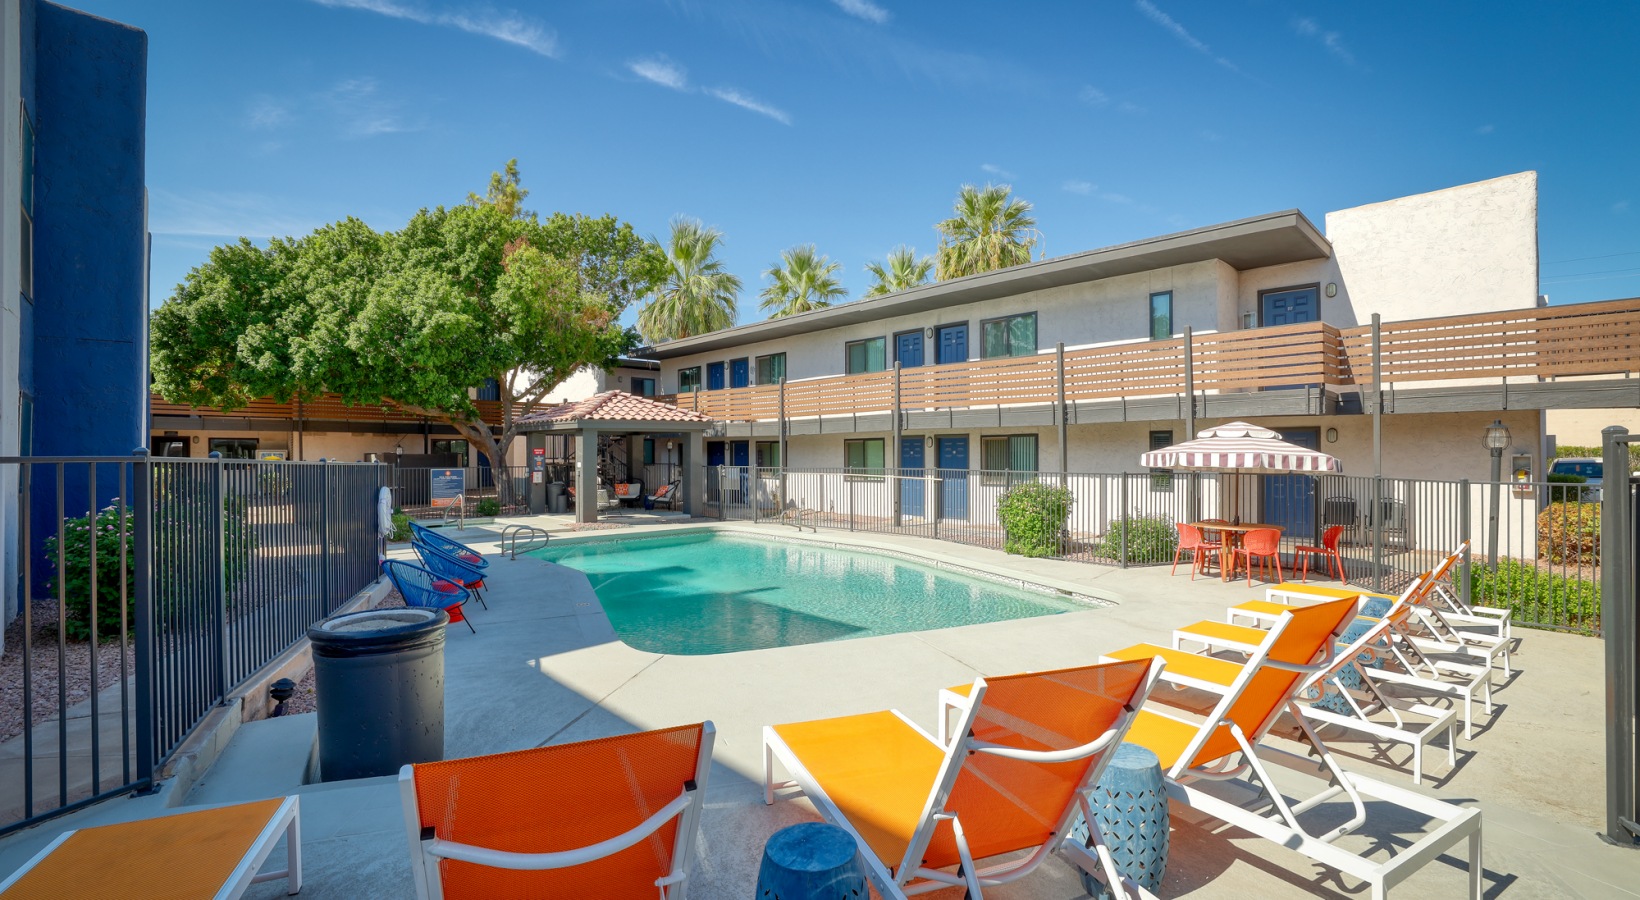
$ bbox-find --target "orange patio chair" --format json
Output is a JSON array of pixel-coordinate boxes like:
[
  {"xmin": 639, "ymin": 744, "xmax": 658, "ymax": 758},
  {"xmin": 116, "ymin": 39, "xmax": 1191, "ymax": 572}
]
[
  {"xmin": 1296, "ymin": 524, "xmax": 1347, "ymax": 583},
  {"xmin": 401, "ymin": 722, "xmax": 715, "ymax": 899},
  {"xmin": 1172, "ymin": 523, "xmax": 1222, "ymax": 579},
  {"xmin": 1232, "ymin": 527, "xmax": 1283, "ymax": 585},
  {"xmin": 0, "ymin": 796, "xmax": 301, "ymax": 899},
  {"xmin": 763, "ymin": 659, "xmax": 1163, "ymax": 899}
]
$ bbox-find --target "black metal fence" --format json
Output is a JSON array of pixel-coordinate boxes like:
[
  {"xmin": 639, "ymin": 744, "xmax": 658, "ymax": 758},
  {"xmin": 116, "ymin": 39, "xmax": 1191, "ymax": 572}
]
[
  {"xmin": 712, "ymin": 465, "xmax": 1603, "ymax": 635},
  {"xmin": 389, "ymin": 465, "xmax": 530, "ymax": 519},
  {"xmin": 0, "ymin": 453, "xmax": 384, "ymax": 836}
]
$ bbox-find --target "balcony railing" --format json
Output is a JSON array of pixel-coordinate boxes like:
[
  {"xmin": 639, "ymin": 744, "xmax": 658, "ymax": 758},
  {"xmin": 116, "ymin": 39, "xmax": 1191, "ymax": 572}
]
[
  {"xmin": 659, "ymin": 298, "xmax": 1640, "ymax": 423},
  {"xmin": 150, "ymin": 394, "xmax": 506, "ymax": 427}
]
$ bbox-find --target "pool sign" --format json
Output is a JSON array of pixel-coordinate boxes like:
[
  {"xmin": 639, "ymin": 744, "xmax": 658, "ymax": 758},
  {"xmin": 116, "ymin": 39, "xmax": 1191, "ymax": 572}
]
[{"xmin": 430, "ymin": 468, "xmax": 466, "ymax": 508}]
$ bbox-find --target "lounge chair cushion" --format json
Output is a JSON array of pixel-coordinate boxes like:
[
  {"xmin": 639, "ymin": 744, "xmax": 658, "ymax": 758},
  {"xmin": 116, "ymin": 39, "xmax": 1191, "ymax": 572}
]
[{"xmin": 1104, "ymin": 643, "xmax": 1243, "ymax": 687}]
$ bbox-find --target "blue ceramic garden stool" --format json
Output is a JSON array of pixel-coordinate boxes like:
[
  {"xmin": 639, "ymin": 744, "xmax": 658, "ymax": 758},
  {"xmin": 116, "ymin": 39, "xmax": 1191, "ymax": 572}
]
[
  {"xmin": 1070, "ymin": 742, "xmax": 1169, "ymax": 900},
  {"xmin": 756, "ymin": 822, "xmax": 868, "ymax": 900}
]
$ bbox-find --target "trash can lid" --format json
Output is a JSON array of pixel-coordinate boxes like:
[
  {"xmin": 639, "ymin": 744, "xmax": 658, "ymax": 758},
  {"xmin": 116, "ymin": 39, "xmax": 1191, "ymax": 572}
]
[{"xmin": 309, "ymin": 607, "xmax": 448, "ymax": 656}]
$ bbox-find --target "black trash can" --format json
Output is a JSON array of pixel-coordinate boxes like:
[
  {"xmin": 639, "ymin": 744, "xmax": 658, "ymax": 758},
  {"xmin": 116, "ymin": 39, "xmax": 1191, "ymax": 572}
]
[
  {"xmin": 547, "ymin": 482, "xmax": 567, "ymax": 515},
  {"xmin": 309, "ymin": 607, "xmax": 448, "ymax": 782}
]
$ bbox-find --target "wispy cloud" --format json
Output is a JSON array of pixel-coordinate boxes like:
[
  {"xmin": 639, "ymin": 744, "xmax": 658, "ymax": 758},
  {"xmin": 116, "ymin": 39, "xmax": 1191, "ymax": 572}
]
[
  {"xmin": 1291, "ymin": 17, "xmax": 1357, "ymax": 67},
  {"xmin": 832, "ymin": 0, "xmax": 889, "ymax": 24},
  {"xmin": 325, "ymin": 77, "xmax": 423, "ymax": 138},
  {"xmin": 1616, "ymin": 201, "xmax": 1631, "ymax": 214},
  {"xmin": 1061, "ymin": 180, "xmax": 1094, "ymax": 196},
  {"xmin": 308, "ymin": 0, "xmax": 558, "ymax": 58},
  {"xmin": 1078, "ymin": 85, "xmax": 1109, "ymax": 108},
  {"xmin": 629, "ymin": 55, "xmax": 689, "ymax": 91},
  {"xmin": 704, "ymin": 87, "xmax": 792, "ymax": 125},
  {"xmin": 981, "ymin": 163, "xmax": 1016, "ymax": 180},
  {"xmin": 1134, "ymin": 1, "xmax": 1243, "ymax": 75},
  {"xmin": 1476, "ymin": 123, "xmax": 1495, "ymax": 135},
  {"xmin": 245, "ymin": 96, "xmax": 292, "ymax": 130},
  {"xmin": 1199, "ymin": 129, "xmax": 1222, "ymax": 142},
  {"xmin": 148, "ymin": 188, "xmax": 327, "ymax": 239}
]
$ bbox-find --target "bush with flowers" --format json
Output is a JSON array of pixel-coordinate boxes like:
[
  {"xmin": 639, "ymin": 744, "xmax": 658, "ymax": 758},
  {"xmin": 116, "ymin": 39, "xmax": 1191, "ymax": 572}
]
[{"xmin": 43, "ymin": 504, "xmax": 135, "ymax": 641}]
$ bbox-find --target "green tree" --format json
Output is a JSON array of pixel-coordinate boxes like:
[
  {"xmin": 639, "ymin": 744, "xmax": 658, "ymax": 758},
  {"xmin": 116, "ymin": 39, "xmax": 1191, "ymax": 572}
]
[
  {"xmin": 863, "ymin": 246, "xmax": 934, "ymax": 297},
  {"xmin": 151, "ymin": 168, "xmax": 664, "ymax": 506},
  {"xmin": 760, "ymin": 245, "xmax": 847, "ymax": 318},
  {"xmin": 467, "ymin": 157, "xmax": 529, "ymax": 218},
  {"xmin": 934, "ymin": 183, "xmax": 1040, "ymax": 281},
  {"xmin": 636, "ymin": 217, "xmax": 742, "ymax": 342}
]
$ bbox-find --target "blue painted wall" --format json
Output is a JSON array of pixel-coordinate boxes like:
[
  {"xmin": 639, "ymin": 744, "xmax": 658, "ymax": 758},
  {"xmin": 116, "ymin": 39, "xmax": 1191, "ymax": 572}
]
[{"xmin": 26, "ymin": 1, "xmax": 149, "ymax": 596}]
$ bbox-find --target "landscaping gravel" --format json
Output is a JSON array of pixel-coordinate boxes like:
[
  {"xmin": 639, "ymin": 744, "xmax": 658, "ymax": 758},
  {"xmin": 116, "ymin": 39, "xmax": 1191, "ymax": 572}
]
[{"xmin": 0, "ymin": 600, "xmax": 134, "ymax": 744}]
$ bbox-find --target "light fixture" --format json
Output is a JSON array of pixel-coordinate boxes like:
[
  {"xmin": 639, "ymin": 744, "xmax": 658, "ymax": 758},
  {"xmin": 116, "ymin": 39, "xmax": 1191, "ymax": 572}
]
[
  {"xmin": 1483, "ymin": 419, "xmax": 1511, "ymax": 570},
  {"xmin": 1325, "ymin": 427, "xmax": 1338, "ymax": 443},
  {"xmin": 269, "ymin": 678, "xmax": 296, "ymax": 717},
  {"xmin": 1242, "ymin": 312, "xmax": 1256, "ymax": 329},
  {"xmin": 925, "ymin": 435, "xmax": 934, "ymax": 449},
  {"xmin": 925, "ymin": 326, "xmax": 935, "ymax": 339},
  {"xmin": 1483, "ymin": 420, "xmax": 1511, "ymax": 451},
  {"xmin": 1325, "ymin": 282, "xmax": 1338, "ymax": 298}
]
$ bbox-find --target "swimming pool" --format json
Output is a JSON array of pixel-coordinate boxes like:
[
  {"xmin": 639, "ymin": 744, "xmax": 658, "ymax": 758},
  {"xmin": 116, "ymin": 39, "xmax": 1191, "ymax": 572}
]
[{"xmin": 533, "ymin": 531, "xmax": 1095, "ymax": 655}]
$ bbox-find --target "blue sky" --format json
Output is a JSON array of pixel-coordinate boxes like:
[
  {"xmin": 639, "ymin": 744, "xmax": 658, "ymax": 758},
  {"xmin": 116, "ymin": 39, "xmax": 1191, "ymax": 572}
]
[{"xmin": 72, "ymin": 0, "xmax": 1640, "ymax": 322}]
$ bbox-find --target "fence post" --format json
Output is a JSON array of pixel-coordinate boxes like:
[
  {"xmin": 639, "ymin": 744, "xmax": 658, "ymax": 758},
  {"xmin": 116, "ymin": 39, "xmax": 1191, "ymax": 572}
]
[
  {"xmin": 210, "ymin": 451, "xmax": 229, "ymax": 703},
  {"xmin": 131, "ymin": 449, "xmax": 156, "ymax": 788},
  {"xmin": 1056, "ymin": 342, "xmax": 1069, "ymax": 480},
  {"xmin": 321, "ymin": 460, "xmax": 332, "ymax": 610},
  {"xmin": 1458, "ymin": 479, "xmax": 1472, "ymax": 607},
  {"xmin": 892, "ymin": 362, "xmax": 903, "ymax": 528},
  {"xmin": 1371, "ymin": 474, "xmax": 1384, "ymax": 593},
  {"xmin": 932, "ymin": 476, "xmax": 942, "ymax": 540},
  {"xmin": 1119, "ymin": 474, "xmax": 1130, "ymax": 569},
  {"xmin": 848, "ymin": 477, "xmax": 855, "ymax": 532},
  {"xmin": 1600, "ymin": 426, "xmax": 1639, "ymax": 847}
]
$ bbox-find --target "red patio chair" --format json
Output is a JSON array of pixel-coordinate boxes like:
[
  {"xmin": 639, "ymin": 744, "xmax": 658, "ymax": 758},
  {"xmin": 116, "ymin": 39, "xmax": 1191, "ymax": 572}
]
[
  {"xmin": 1297, "ymin": 524, "xmax": 1348, "ymax": 583},
  {"xmin": 1172, "ymin": 523, "xmax": 1222, "ymax": 579},
  {"xmin": 1233, "ymin": 527, "xmax": 1283, "ymax": 585}
]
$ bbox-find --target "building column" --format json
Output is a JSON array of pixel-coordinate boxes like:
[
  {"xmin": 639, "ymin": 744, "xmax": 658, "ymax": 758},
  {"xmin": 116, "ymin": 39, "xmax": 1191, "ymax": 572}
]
[
  {"xmin": 527, "ymin": 432, "xmax": 546, "ymax": 514},
  {"xmin": 681, "ymin": 431, "xmax": 706, "ymax": 517},
  {"xmin": 575, "ymin": 427, "xmax": 599, "ymax": 524}
]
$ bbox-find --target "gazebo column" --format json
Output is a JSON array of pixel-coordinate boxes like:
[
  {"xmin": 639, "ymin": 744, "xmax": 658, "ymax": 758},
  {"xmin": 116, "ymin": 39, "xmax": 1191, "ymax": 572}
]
[
  {"xmin": 576, "ymin": 427, "xmax": 600, "ymax": 524},
  {"xmin": 681, "ymin": 431, "xmax": 705, "ymax": 517},
  {"xmin": 527, "ymin": 432, "xmax": 547, "ymax": 515}
]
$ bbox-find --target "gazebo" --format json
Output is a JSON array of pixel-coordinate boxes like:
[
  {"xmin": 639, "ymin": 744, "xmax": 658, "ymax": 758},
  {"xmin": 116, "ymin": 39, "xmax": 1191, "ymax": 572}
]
[{"xmin": 515, "ymin": 391, "xmax": 716, "ymax": 523}]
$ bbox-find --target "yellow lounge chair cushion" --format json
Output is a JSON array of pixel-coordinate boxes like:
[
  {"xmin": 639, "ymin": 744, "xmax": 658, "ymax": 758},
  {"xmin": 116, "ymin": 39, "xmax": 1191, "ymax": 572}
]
[
  {"xmin": 1178, "ymin": 620, "xmax": 1269, "ymax": 649},
  {"xmin": 1232, "ymin": 599, "xmax": 1302, "ymax": 618},
  {"xmin": 0, "ymin": 798, "xmax": 285, "ymax": 900},
  {"xmin": 1271, "ymin": 582, "xmax": 1393, "ymax": 601},
  {"xmin": 1104, "ymin": 644, "xmax": 1241, "ymax": 687}
]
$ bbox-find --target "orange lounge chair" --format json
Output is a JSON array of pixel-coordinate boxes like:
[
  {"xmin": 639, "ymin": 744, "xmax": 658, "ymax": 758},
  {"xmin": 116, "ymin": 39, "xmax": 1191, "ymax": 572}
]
[
  {"xmin": 762, "ymin": 660, "xmax": 1163, "ymax": 899},
  {"xmin": 1118, "ymin": 598, "xmax": 1484, "ymax": 898},
  {"xmin": 0, "ymin": 796, "xmax": 301, "ymax": 899},
  {"xmin": 401, "ymin": 722, "xmax": 714, "ymax": 899}
]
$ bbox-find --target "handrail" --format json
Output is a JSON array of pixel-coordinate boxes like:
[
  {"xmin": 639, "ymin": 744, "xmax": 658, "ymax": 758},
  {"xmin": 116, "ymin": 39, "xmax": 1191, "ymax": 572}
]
[{"xmin": 500, "ymin": 524, "xmax": 552, "ymax": 559}]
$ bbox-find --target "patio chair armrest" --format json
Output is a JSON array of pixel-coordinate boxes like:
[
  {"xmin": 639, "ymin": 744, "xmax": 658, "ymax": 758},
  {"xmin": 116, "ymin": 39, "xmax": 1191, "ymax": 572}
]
[
  {"xmin": 422, "ymin": 786, "xmax": 696, "ymax": 871},
  {"xmin": 969, "ymin": 724, "xmax": 1121, "ymax": 763}
]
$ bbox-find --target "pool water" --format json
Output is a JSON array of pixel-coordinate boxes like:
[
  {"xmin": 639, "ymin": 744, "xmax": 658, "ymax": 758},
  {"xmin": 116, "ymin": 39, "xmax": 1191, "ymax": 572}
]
[{"xmin": 533, "ymin": 532, "xmax": 1088, "ymax": 655}]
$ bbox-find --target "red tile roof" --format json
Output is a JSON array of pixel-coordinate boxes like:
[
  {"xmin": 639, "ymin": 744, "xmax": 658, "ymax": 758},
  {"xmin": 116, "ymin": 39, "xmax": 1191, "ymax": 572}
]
[{"xmin": 518, "ymin": 391, "xmax": 713, "ymax": 425}]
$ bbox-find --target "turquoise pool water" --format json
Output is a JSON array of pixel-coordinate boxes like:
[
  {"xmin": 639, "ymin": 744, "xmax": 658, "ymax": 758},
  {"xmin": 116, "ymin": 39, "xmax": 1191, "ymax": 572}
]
[{"xmin": 533, "ymin": 532, "xmax": 1088, "ymax": 655}]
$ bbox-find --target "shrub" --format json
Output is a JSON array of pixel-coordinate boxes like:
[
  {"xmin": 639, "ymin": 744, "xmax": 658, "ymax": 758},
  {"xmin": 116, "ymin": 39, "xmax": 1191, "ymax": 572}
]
[
  {"xmin": 1469, "ymin": 559, "xmax": 1600, "ymax": 633},
  {"xmin": 1546, "ymin": 472, "xmax": 1586, "ymax": 503},
  {"xmin": 996, "ymin": 482, "xmax": 1074, "ymax": 558},
  {"xmin": 389, "ymin": 509, "xmax": 413, "ymax": 542},
  {"xmin": 1537, "ymin": 501, "xmax": 1598, "ymax": 564},
  {"xmin": 43, "ymin": 505, "xmax": 135, "ymax": 641},
  {"xmin": 1093, "ymin": 512, "xmax": 1177, "ymax": 565},
  {"xmin": 475, "ymin": 497, "xmax": 501, "ymax": 517}
]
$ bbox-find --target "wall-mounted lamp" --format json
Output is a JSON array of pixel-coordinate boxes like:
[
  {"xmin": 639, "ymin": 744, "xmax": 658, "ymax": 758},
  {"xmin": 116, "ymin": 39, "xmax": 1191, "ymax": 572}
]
[
  {"xmin": 1325, "ymin": 427, "xmax": 1338, "ymax": 443},
  {"xmin": 1325, "ymin": 282, "xmax": 1338, "ymax": 298},
  {"xmin": 925, "ymin": 435, "xmax": 934, "ymax": 449},
  {"xmin": 925, "ymin": 326, "xmax": 935, "ymax": 339},
  {"xmin": 1242, "ymin": 312, "xmax": 1257, "ymax": 329},
  {"xmin": 191, "ymin": 435, "xmax": 199, "ymax": 444}
]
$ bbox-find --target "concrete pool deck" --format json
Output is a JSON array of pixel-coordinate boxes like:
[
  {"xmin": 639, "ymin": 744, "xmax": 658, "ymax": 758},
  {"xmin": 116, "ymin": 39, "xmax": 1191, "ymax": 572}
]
[{"xmin": 0, "ymin": 519, "xmax": 1633, "ymax": 897}]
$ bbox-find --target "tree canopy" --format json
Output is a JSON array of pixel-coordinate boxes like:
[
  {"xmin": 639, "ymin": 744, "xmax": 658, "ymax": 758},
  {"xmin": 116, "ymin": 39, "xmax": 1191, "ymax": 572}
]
[
  {"xmin": 934, "ymin": 184, "xmax": 1040, "ymax": 281},
  {"xmin": 150, "ymin": 164, "xmax": 666, "ymax": 499},
  {"xmin": 636, "ymin": 217, "xmax": 742, "ymax": 343},
  {"xmin": 760, "ymin": 244, "xmax": 846, "ymax": 318},
  {"xmin": 864, "ymin": 246, "xmax": 934, "ymax": 297}
]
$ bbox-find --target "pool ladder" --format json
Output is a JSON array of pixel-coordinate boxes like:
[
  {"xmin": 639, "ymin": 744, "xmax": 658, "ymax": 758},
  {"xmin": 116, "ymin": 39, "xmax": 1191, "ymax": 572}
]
[
  {"xmin": 782, "ymin": 507, "xmax": 818, "ymax": 533},
  {"xmin": 500, "ymin": 524, "xmax": 552, "ymax": 559}
]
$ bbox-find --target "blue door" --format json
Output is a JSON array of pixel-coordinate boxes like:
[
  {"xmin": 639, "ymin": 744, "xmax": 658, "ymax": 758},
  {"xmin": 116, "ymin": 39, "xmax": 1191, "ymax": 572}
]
[
  {"xmin": 896, "ymin": 332, "xmax": 925, "ymax": 368},
  {"xmin": 937, "ymin": 436, "xmax": 969, "ymax": 521},
  {"xmin": 731, "ymin": 441, "xmax": 750, "ymax": 467},
  {"xmin": 1263, "ymin": 428, "xmax": 1318, "ymax": 541},
  {"xmin": 1260, "ymin": 287, "xmax": 1319, "ymax": 327},
  {"xmin": 900, "ymin": 438, "xmax": 925, "ymax": 517},
  {"xmin": 936, "ymin": 324, "xmax": 968, "ymax": 364},
  {"xmin": 706, "ymin": 442, "xmax": 725, "ymax": 467},
  {"xmin": 729, "ymin": 358, "xmax": 749, "ymax": 388},
  {"xmin": 706, "ymin": 362, "xmax": 726, "ymax": 391}
]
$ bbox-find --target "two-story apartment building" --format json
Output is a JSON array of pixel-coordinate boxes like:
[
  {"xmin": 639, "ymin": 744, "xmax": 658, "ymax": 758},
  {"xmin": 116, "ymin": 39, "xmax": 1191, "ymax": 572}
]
[{"xmin": 640, "ymin": 172, "xmax": 1614, "ymax": 533}]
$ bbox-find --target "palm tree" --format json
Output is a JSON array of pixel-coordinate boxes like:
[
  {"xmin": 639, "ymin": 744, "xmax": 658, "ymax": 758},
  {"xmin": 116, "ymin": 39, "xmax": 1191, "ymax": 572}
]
[
  {"xmin": 637, "ymin": 217, "xmax": 742, "ymax": 342},
  {"xmin": 863, "ymin": 246, "xmax": 934, "ymax": 297},
  {"xmin": 934, "ymin": 184, "xmax": 1040, "ymax": 281},
  {"xmin": 759, "ymin": 245, "xmax": 847, "ymax": 318}
]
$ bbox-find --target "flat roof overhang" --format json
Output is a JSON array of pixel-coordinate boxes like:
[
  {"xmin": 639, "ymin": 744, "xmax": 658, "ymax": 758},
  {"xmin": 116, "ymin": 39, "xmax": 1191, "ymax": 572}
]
[{"xmin": 641, "ymin": 209, "xmax": 1331, "ymax": 359}]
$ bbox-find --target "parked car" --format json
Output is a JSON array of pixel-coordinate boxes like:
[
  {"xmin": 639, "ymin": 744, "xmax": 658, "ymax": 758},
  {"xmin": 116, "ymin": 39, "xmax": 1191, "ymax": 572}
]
[{"xmin": 1550, "ymin": 457, "xmax": 1603, "ymax": 501}]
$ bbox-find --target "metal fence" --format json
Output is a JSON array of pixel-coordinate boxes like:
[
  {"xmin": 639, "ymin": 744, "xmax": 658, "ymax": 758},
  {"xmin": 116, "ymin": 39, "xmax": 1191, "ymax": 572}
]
[
  {"xmin": 711, "ymin": 465, "xmax": 1604, "ymax": 635},
  {"xmin": 389, "ymin": 465, "xmax": 530, "ymax": 520},
  {"xmin": 0, "ymin": 453, "xmax": 384, "ymax": 836}
]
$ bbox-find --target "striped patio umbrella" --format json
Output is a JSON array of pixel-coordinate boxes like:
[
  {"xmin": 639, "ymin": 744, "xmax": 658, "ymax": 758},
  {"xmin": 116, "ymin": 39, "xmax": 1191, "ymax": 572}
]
[{"xmin": 1139, "ymin": 421, "xmax": 1342, "ymax": 473}]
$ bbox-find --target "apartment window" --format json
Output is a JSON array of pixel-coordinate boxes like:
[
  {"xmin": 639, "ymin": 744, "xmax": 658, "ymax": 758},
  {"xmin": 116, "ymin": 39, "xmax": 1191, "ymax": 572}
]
[
  {"xmin": 981, "ymin": 435, "xmax": 1038, "ymax": 486},
  {"xmin": 756, "ymin": 352, "xmax": 786, "ymax": 385},
  {"xmin": 844, "ymin": 437, "xmax": 885, "ymax": 480},
  {"xmin": 432, "ymin": 439, "xmax": 469, "ymax": 467},
  {"xmin": 845, "ymin": 337, "xmax": 887, "ymax": 374},
  {"xmin": 643, "ymin": 438, "xmax": 655, "ymax": 466},
  {"xmin": 209, "ymin": 438, "xmax": 259, "ymax": 460},
  {"xmin": 756, "ymin": 441, "xmax": 780, "ymax": 468},
  {"xmin": 1149, "ymin": 430, "xmax": 1174, "ymax": 492},
  {"xmin": 981, "ymin": 313, "xmax": 1036, "ymax": 359},
  {"xmin": 475, "ymin": 378, "xmax": 501, "ymax": 401},
  {"xmin": 1150, "ymin": 291, "xmax": 1173, "ymax": 341},
  {"xmin": 631, "ymin": 376, "xmax": 656, "ymax": 397},
  {"xmin": 678, "ymin": 367, "xmax": 701, "ymax": 393}
]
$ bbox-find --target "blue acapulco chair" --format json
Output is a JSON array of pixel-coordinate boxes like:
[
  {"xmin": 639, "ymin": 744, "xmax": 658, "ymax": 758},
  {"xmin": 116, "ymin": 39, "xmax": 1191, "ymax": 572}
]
[
  {"xmin": 412, "ymin": 541, "xmax": 489, "ymax": 609},
  {"xmin": 383, "ymin": 560, "xmax": 475, "ymax": 633},
  {"xmin": 409, "ymin": 521, "xmax": 489, "ymax": 570}
]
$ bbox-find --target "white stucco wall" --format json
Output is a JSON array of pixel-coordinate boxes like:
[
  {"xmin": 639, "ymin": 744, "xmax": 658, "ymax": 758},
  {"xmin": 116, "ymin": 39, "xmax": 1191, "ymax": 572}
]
[{"xmin": 1323, "ymin": 171, "xmax": 1539, "ymax": 325}]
